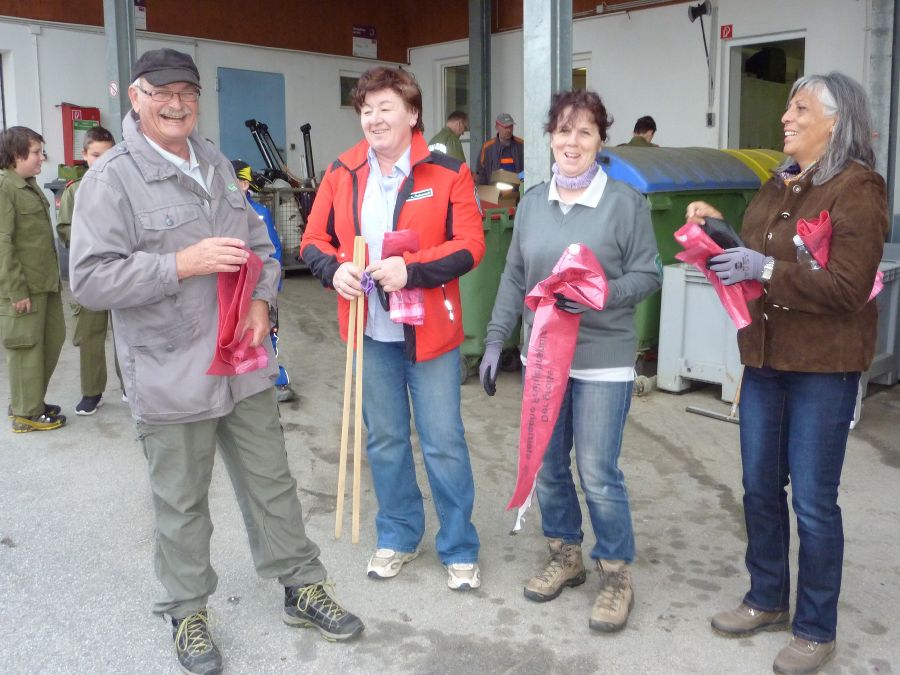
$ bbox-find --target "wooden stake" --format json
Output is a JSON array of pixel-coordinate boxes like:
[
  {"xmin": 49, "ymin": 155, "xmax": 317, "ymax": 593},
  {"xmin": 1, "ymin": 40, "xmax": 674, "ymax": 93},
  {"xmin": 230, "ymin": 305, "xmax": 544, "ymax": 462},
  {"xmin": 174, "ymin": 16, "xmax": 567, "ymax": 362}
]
[{"xmin": 336, "ymin": 235, "xmax": 366, "ymax": 541}]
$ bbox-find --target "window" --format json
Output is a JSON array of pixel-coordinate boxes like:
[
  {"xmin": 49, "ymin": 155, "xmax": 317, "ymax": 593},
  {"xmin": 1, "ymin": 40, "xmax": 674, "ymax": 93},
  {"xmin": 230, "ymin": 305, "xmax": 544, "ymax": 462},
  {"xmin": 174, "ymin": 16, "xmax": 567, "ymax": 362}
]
[
  {"xmin": 339, "ymin": 72, "xmax": 361, "ymax": 108},
  {"xmin": 443, "ymin": 64, "xmax": 469, "ymax": 121},
  {"xmin": 572, "ymin": 67, "xmax": 587, "ymax": 91}
]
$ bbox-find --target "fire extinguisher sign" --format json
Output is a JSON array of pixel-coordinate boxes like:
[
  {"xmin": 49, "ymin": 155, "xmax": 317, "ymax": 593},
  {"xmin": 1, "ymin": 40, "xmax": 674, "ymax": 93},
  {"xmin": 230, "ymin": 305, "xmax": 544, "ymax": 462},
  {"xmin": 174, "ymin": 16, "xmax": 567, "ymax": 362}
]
[{"xmin": 720, "ymin": 24, "xmax": 734, "ymax": 40}]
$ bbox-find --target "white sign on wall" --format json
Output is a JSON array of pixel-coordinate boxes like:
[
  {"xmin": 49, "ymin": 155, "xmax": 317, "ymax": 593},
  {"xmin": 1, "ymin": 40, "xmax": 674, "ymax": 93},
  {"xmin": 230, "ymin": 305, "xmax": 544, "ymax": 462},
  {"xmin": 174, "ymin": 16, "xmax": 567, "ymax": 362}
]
[
  {"xmin": 352, "ymin": 25, "xmax": 377, "ymax": 59},
  {"xmin": 135, "ymin": 0, "xmax": 147, "ymax": 30}
]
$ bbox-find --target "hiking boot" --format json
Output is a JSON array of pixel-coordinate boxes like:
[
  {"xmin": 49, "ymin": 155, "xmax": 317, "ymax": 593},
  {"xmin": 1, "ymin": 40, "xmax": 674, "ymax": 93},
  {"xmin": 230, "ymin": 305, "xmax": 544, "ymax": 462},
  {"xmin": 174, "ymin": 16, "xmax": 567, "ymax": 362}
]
[
  {"xmin": 524, "ymin": 538, "xmax": 587, "ymax": 602},
  {"xmin": 711, "ymin": 603, "xmax": 790, "ymax": 637},
  {"xmin": 366, "ymin": 548, "xmax": 419, "ymax": 579},
  {"xmin": 8, "ymin": 403, "xmax": 61, "ymax": 419},
  {"xmin": 773, "ymin": 636, "xmax": 836, "ymax": 675},
  {"xmin": 75, "ymin": 394, "xmax": 103, "ymax": 416},
  {"xmin": 11, "ymin": 412, "xmax": 66, "ymax": 433},
  {"xmin": 447, "ymin": 562, "xmax": 481, "ymax": 591},
  {"xmin": 283, "ymin": 582, "xmax": 364, "ymax": 641},
  {"xmin": 171, "ymin": 609, "xmax": 223, "ymax": 675},
  {"xmin": 589, "ymin": 559, "xmax": 634, "ymax": 633}
]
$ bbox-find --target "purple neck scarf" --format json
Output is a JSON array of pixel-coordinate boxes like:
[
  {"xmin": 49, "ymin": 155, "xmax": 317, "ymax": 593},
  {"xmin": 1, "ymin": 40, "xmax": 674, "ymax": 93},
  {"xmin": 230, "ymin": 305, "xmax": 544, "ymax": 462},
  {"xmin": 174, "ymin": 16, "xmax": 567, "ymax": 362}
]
[{"xmin": 552, "ymin": 161, "xmax": 600, "ymax": 191}]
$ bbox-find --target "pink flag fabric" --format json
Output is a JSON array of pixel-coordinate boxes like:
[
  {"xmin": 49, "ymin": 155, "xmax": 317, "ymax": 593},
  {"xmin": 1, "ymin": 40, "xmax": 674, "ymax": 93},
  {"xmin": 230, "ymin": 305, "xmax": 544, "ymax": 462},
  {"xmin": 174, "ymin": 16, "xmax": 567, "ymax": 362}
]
[
  {"xmin": 507, "ymin": 244, "xmax": 609, "ymax": 515},
  {"xmin": 674, "ymin": 222, "xmax": 764, "ymax": 330},
  {"xmin": 382, "ymin": 230, "xmax": 425, "ymax": 325},
  {"xmin": 796, "ymin": 210, "xmax": 883, "ymax": 301},
  {"xmin": 207, "ymin": 249, "xmax": 269, "ymax": 376}
]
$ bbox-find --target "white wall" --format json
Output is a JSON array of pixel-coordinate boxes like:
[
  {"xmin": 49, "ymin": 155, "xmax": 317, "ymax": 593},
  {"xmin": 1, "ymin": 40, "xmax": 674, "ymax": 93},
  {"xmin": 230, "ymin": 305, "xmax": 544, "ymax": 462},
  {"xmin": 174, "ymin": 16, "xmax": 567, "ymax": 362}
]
[
  {"xmin": 0, "ymin": 17, "xmax": 400, "ymax": 193},
  {"xmin": 410, "ymin": 0, "xmax": 872, "ymax": 149}
]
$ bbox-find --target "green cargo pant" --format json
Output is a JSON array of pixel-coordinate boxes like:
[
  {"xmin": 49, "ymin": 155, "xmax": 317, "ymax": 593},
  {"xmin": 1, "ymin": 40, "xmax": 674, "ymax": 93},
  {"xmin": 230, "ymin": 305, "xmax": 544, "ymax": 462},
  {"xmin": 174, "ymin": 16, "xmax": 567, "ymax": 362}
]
[
  {"xmin": 1, "ymin": 292, "xmax": 65, "ymax": 417},
  {"xmin": 137, "ymin": 387, "xmax": 326, "ymax": 619},
  {"xmin": 72, "ymin": 304, "xmax": 108, "ymax": 397}
]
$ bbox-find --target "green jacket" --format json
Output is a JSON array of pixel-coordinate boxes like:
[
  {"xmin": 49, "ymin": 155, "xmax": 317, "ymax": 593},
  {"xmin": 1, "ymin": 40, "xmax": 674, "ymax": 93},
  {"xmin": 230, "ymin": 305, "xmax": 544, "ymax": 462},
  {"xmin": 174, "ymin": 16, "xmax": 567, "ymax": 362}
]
[
  {"xmin": 618, "ymin": 136, "xmax": 658, "ymax": 147},
  {"xmin": 56, "ymin": 177, "xmax": 81, "ymax": 248},
  {"xmin": 0, "ymin": 169, "xmax": 60, "ymax": 303},
  {"xmin": 427, "ymin": 126, "xmax": 466, "ymax": 162}
]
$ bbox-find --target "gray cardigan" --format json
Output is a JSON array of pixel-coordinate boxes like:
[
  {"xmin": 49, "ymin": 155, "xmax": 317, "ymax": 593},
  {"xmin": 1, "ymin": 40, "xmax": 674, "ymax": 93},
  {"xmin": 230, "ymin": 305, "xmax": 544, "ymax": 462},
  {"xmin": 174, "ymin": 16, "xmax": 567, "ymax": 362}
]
[{"xmin": 485, "ymin": 177, "xmax": 661, "ymax": 370}]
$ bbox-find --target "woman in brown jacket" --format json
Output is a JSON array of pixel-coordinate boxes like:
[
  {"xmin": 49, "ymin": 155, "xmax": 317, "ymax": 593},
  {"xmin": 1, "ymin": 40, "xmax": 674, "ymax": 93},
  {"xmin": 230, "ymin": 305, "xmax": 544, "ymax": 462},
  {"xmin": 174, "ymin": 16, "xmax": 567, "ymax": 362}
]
[{"xmin": 686, "ymin": 72, "xmax": 889, "ymax": 675}]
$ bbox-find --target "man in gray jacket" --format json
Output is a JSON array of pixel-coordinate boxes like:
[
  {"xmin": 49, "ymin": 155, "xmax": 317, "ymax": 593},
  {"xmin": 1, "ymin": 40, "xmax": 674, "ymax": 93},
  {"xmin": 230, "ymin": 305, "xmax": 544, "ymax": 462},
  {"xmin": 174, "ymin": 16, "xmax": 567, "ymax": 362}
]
[{"xmin": 69, "ymin": 49, "xmax": 363, "ymax": 675}]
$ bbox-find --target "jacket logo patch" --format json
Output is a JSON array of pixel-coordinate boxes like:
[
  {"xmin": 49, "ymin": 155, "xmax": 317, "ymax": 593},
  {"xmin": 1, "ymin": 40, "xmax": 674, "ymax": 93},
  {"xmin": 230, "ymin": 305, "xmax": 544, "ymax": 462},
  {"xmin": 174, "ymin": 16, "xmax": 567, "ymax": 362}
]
[
  {"xmin": 227, "ymin": 182, "xmax": 238, "ymax": 192},
  {"xmin": 407, "ymin": 188, "xmax": 433, "ymax": 201}
]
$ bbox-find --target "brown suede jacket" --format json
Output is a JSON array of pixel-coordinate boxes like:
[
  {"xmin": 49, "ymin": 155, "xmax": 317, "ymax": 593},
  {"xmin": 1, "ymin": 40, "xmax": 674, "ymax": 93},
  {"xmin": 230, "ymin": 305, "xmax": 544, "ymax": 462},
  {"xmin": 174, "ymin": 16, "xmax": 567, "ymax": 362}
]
[{"xmin": 737, "ymin": 161, "xmax": 889, "ymax": 373}]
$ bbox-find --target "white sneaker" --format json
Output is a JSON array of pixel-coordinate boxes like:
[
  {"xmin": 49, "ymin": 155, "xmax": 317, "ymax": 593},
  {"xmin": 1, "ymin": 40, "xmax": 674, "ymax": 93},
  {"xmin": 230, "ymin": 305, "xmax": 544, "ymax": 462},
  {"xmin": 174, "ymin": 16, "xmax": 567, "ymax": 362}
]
[
  {"xmin": 447, "ymin": 562, "xmax": 481, "ymax": 591},
  {"xmin": 367, "ymin": 548, "xmax": 418, "ymax": 579}
]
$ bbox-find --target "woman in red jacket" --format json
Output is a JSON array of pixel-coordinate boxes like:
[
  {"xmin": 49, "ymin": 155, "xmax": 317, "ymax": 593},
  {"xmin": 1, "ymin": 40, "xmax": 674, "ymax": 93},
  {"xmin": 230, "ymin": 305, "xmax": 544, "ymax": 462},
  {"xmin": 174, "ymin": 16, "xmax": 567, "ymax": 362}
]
[{"xmin": 301, "ymin": 67, "xmax": 485, "ymax": 591}]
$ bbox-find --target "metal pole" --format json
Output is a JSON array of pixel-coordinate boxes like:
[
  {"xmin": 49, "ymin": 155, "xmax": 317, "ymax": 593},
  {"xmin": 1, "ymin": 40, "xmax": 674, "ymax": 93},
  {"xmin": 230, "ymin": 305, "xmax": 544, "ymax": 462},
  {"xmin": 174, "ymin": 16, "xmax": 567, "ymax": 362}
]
[
  {"xmin": 523, "ymin": 0, "xmax": 573, "ymax": 188},
  {"xmin": 888, "ymin": 0, "xmax": 899, "ymax": 240},
  {"xmin": 103, "ymin": 0, "xmax": 136, "ymax": 141},
  {"xmin": 468, "ymin": 0, "xmax": 491, "ymax": 176}
]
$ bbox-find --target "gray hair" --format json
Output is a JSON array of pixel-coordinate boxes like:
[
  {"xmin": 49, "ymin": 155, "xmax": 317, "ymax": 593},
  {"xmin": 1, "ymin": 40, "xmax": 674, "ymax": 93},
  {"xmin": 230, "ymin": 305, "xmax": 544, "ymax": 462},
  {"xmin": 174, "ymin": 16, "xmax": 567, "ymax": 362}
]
[{"xmin": 776, "ymin": 72, "xmax": 875, "ymax": 185}]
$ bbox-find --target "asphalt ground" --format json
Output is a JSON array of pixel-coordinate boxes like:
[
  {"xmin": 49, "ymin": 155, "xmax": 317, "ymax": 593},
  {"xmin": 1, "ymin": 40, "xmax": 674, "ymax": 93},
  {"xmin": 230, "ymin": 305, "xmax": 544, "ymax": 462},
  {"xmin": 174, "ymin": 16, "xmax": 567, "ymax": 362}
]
[{"xmin": 1, "ymin": 273, "xmax": 897, "ymax": 674}]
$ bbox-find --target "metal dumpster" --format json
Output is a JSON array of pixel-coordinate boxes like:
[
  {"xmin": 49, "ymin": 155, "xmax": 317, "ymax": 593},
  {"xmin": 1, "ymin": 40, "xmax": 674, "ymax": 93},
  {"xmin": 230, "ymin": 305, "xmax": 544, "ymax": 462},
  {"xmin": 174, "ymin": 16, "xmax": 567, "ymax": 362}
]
[
  {"xmin": 598, "ymin": 146, "xmax": 761, "ymax": 350},
  {"xmin": 459, "ymin": 207, "xmax": 519, "ymax": 382}
]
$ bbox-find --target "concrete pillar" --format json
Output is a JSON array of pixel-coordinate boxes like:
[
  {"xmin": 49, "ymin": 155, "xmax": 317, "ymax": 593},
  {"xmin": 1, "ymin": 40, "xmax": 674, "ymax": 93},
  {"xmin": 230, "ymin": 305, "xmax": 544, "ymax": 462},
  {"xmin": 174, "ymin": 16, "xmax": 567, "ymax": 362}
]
[
  {"xmin": 469, "ymin": 0, "xmax": 491, "ymax": 175},
  {"xmin": 103, "ymin": 0, "xmax": 136, "ymax": 141},
  {"xmin": 523, "ymin": 0, "xmax": 573, "ymax": 188}
]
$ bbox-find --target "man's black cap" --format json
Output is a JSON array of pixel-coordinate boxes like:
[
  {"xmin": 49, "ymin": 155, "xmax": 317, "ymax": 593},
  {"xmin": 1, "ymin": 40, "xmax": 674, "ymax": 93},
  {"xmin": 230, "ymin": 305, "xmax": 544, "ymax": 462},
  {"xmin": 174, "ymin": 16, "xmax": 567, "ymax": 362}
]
[{"xmin": 132, "ymin": 48, "xmax": 201, "ymax": 89}]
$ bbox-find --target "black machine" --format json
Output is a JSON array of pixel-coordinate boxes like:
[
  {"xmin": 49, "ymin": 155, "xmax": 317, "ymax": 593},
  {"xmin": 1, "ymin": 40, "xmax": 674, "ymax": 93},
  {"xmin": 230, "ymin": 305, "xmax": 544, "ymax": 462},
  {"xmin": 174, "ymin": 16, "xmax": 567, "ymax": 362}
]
[{"xmin": 244, "ymin": 118, "xmax": 316, "ymax": 218}]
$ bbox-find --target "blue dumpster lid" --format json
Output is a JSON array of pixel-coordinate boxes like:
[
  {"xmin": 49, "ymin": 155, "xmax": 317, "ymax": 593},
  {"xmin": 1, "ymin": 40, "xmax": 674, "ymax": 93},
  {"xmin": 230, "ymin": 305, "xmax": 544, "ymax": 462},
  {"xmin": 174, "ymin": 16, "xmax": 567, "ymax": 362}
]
[{"xmin": 598, "ymin": 147, "xmax": 761, "ymax": 193}]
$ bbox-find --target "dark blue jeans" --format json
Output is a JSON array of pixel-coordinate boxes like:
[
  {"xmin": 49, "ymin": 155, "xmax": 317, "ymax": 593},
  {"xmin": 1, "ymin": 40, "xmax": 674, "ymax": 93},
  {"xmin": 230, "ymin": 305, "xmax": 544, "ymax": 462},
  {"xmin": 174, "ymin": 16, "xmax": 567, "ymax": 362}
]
[
  {"xmin": 361, "ymin": 338, "xmax": 480, "ymax": 565},
  {"xmin": 535, "ymin": 377, "xmax": 635, "ymax": 563},
  {"xmin": 739, "ymin": 366, "xmax": 859, "ymax": 643}
]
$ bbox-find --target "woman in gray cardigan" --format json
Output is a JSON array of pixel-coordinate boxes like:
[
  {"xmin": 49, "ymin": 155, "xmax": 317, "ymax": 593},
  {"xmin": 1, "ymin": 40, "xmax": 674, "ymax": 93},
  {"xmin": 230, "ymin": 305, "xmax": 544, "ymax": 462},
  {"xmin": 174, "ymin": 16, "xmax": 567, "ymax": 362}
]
[{"xmin": 479, "ymin": 89, "xmax": 661, "ymax": 633}]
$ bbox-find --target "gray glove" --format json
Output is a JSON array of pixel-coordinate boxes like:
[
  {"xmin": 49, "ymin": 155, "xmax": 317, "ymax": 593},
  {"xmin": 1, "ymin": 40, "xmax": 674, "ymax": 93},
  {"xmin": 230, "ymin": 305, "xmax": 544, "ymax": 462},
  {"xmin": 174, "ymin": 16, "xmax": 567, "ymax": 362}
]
[
  {"xmin": 479, "ymin": 341, "xmax": 502, "ymax": 396},
  {"xmin": 554, "ymin": 292, "xmax": 589, "ymax": 314},
  {"xmin": 708, "ymin": 247, "xmax": 771, "ymax": 286}
]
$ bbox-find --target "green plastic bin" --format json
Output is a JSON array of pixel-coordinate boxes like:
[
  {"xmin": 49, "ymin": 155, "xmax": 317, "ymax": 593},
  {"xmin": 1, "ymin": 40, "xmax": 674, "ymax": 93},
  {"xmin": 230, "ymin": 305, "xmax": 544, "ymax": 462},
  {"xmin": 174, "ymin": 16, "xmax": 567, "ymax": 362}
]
[
  {"xmin": 599, "ymin": 147, "xmax": 763, "ymax": 351},
  {"xmin": 459, "ymin": 207, "xmax": 519, "ymax": 381}
]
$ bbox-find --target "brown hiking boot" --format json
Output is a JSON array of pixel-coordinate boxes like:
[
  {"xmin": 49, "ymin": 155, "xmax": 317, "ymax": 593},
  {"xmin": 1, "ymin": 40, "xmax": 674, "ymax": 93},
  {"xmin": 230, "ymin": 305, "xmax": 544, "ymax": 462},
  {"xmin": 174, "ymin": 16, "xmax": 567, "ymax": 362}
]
[
  {"xmin": 711, "ymin": 603, "xmax": 790, "ymax": 637},
  {"xmin": 773, "ymin": 636, "xmax": 835, "ymax": 675},
  {"xmin": 589, "ymin": 559, "xmax": 633, "ymax": 633},
  {"xmin": 523, "ymin": 539, "xmax": 586, "ymax": 602}
]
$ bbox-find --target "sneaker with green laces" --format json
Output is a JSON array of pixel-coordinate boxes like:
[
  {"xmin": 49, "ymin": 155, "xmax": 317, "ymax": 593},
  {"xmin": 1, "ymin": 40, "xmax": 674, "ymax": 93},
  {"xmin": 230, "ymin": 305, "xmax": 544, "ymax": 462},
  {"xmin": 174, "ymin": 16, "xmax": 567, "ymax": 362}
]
[
  {"xmin": 171, "ymin": 609, "xmax": 222, "ymax": 675},
  {"xmin": 283, "ymin": 583, "xmax": 364, "ymax": 641}
]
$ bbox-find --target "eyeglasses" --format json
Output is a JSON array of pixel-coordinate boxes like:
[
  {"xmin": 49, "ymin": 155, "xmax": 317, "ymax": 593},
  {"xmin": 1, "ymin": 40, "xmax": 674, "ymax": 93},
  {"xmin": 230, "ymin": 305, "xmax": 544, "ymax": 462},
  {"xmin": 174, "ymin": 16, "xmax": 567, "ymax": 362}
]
[{"xmin": 136, "ymin": 86, "xmax": 200, "ymax": 103}]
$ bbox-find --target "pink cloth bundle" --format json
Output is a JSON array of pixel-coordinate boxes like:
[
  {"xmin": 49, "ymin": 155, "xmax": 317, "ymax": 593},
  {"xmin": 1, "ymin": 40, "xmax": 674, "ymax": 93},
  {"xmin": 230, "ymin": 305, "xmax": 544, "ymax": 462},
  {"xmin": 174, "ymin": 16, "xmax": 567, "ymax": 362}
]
[
  {"xmin": 382, "ymin": 230, "xmax": 425, "ymax": 325},
  {"xmin": 674, "ymin": 222, "xmax": 764, "ymax": 330},
  {"xmin": 207, "ymin": 249, "xmax": 269, "ymax": 376},
  {"xmin": 796, "ymin": 210, "xmax": 883, "ymax": 301}
]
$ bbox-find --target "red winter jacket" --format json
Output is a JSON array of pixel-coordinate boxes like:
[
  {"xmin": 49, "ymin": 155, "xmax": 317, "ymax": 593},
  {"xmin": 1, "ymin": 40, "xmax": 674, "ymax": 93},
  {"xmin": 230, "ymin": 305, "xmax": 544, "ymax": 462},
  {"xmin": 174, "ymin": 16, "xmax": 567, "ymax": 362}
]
[{"xmin": 300, "ymin": 131, "xmax": 485, "ymax": 363}]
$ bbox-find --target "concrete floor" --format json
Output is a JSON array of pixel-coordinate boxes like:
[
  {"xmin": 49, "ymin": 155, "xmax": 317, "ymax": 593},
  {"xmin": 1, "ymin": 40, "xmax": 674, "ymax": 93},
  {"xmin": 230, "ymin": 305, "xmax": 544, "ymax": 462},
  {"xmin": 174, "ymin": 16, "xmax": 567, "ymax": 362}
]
[{"xmin": 1, "ymin": 273, "xmax": 898, "ymax": 674}]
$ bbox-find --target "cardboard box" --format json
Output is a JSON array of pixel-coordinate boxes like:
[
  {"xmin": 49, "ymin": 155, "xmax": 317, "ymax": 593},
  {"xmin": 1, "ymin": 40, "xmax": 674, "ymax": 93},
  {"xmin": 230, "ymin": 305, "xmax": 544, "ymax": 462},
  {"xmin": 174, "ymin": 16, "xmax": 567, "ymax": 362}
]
[
  {"xmin": 488, "ymin": 169, "xmax": 521, "ymax": 188},
  {"xmin": 476, "ymin": 184, "xmax": 518, "ymax": 209}
]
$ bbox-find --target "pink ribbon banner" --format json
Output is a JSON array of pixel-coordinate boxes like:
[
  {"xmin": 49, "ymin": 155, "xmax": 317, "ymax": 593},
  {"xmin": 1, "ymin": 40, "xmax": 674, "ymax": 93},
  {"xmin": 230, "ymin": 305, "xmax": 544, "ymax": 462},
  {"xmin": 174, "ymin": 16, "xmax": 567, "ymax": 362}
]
[{"xmin": 507, "ymin": 244, "xmax": 608, "ymax": 522}]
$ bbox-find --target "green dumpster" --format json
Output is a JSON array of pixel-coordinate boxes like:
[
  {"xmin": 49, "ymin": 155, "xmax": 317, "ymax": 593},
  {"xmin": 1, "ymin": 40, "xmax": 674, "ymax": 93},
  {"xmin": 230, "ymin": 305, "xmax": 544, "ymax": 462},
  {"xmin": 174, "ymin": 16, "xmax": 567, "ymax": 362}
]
[
  {"xmin": 599, "ymin": 147, "xmax": 762, "ymax": 351},
  {"xmin": 459, "ymin": 207, "xmax": 519, "ymax": 382}
]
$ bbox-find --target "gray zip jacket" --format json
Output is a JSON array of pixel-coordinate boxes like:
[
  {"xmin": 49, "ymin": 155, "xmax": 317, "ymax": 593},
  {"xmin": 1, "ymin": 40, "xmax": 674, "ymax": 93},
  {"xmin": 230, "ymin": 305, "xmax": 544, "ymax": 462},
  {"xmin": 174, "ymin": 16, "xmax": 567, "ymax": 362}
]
[{"xmin": 69, "ymin": 111, "xmax": 278, "ymax": 424}]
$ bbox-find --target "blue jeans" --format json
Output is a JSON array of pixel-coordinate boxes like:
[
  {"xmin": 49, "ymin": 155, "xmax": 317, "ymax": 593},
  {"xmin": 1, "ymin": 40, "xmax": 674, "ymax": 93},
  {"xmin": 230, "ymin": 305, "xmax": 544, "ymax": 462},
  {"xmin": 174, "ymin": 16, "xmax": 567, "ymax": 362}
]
[
  {"xmin": 361, "ymin": 337, "xmax": 479, "ymax": 564},
  {"xmin": 535, "ymin": 377, "xmax": 635, "ymax": 562},
  {"xmin": 739, "ymin": 366, "xmax": 859, "ymax": 643}
]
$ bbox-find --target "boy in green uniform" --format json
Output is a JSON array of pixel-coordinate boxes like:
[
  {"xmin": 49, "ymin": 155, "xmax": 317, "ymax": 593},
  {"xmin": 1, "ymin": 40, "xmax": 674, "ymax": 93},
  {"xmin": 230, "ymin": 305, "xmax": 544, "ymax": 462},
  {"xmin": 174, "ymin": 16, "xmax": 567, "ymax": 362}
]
[
  {"xmin": 0, "ymin": 126, "xmax": 66, "ymax": 432},
  {"xmin": 56, "ymin": 127, "xmax": 116, "ymax": 415}
]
